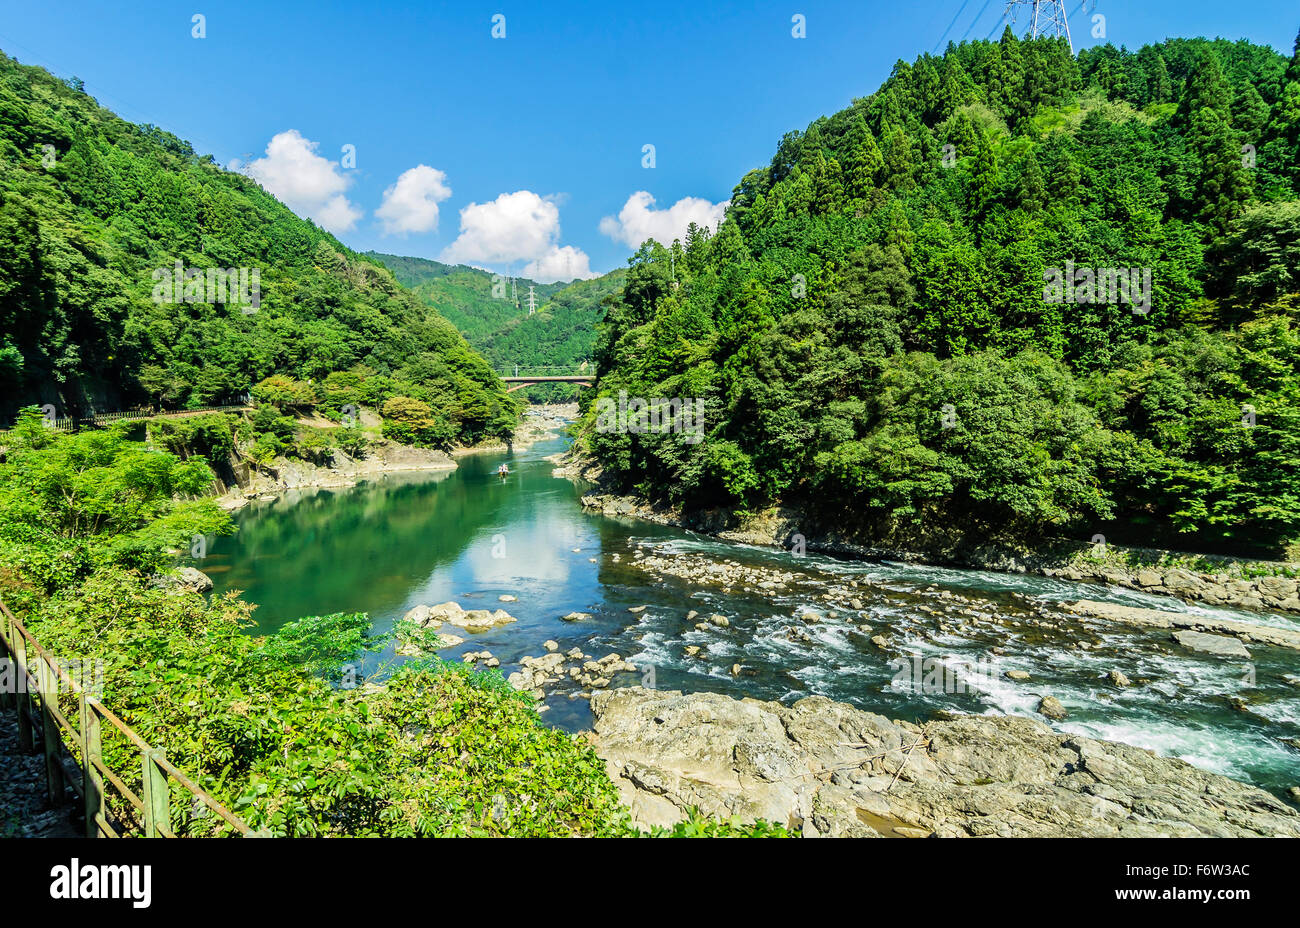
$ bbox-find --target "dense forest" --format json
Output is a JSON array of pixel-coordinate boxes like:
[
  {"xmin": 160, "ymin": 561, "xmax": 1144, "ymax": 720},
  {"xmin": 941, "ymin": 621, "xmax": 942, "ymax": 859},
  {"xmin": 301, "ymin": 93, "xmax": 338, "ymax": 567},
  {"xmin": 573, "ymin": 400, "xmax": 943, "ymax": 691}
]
[
  {"xmin": 0, "ymin": 51, "xmax": 515, "ymax": 446},
  {"xmin": 585, "ymin": 31, "xmax": 1300, "ymax": 559},
  {"xmin": 374, "ymin": 252, "xmax": 624, "ymax": 400}
]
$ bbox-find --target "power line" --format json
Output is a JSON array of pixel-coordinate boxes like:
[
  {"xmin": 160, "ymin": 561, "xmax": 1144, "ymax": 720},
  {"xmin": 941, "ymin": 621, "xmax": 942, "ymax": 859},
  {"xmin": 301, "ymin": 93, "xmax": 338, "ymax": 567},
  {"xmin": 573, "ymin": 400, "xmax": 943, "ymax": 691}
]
[
  {"xmin": 958, "ymin": 0, "xmax": 997, "ymax": 44},
  {"xmin": 933, "ymin": 0, "xmax": 973, "ymax": 52},
  {"xmin": 0, "ymin": 29, "xmax": 236, "ymax": 166}
]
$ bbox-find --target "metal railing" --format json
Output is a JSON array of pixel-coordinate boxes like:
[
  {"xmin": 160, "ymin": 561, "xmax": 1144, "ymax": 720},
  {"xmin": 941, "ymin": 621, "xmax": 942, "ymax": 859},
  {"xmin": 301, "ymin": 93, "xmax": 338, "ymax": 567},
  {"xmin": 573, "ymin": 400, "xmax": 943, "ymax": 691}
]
[
  {"xmin": 0, "ymin": 597, "xmax": 258, "ymax": 838},
  {"xmin": 0, "ymin": 404, "xmax": 253, "ymax": 436}
]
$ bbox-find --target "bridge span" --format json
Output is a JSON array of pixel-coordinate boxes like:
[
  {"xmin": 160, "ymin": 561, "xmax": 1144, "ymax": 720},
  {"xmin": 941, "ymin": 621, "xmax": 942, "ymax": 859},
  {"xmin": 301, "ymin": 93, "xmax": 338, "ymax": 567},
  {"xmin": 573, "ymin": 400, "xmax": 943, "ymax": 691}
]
[{"xmin": 500, "ymin": 375, "xmax": 594, "ymax": 393}]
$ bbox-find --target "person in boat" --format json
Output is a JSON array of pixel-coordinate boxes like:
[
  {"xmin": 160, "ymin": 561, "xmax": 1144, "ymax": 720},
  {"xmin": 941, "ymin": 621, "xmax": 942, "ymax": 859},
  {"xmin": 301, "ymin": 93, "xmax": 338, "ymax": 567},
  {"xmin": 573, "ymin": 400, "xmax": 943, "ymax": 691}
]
[{"xmin": 498, "ymin": 463, "xmax": 509, "ymax": 476}]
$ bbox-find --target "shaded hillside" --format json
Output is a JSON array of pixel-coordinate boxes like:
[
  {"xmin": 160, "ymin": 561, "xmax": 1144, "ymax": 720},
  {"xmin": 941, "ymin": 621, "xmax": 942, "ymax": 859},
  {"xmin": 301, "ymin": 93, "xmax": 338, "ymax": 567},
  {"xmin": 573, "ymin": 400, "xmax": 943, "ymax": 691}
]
[{"xmin": 0, "ymin": 51, "xmax": 514, "ymax": 444}]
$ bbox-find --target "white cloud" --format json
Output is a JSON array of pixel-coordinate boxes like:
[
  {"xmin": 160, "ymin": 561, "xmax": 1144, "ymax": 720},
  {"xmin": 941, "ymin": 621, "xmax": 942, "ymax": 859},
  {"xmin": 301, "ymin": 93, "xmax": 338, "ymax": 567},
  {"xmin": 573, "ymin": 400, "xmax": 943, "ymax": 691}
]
[
  {"xmin": 599, "ymin": 191, "xmax": 729, "ymax": 249},
  {"xmin": 439, "ymin": 189, "xmax": 595, "ymax": 283},
  {"xmin": 376, "ymin": 165, "xmax": 452, "ymax": 236},
  {"xmin": 440, "ymin": 190, "xmax": 561, "ymax": 265},
  {"xmin": 245, "ymin": 130, "xmax": 362, "ymax": 234},
  {"xmin": 524, "ymin": 245, "xmax": 597, "ymax": 283}
]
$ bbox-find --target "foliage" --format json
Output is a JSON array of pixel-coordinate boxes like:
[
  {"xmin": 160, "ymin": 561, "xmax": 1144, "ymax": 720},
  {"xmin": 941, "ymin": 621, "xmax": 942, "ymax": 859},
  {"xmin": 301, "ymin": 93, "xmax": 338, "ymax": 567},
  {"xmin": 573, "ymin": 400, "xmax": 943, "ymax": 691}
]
[
  {"xmin": 0, "ymin": 50, "xmax": 514, "ymax": 447},
  {"xmin": 0, "ymin": 424, "xmax": 633, "ymax": 837},
  {"xmin": 0, "ymin": 409, "xmax": 232, "ymax": 582},
  {"xmin": 585, "ymin": 32, "xmax": 1300, "ymax": 557},
  {"xmin": 647, "ymin": 808, "xmax": 791, "ymax": 837}
]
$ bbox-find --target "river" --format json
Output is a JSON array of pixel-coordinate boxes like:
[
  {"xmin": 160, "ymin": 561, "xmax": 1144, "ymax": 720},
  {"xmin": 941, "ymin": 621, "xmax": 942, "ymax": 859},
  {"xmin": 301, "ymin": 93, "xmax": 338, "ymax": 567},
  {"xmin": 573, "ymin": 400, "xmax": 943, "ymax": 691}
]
[{"xmin": 205, "ymin": 432, "xmax": 1300, "ymax": 798}]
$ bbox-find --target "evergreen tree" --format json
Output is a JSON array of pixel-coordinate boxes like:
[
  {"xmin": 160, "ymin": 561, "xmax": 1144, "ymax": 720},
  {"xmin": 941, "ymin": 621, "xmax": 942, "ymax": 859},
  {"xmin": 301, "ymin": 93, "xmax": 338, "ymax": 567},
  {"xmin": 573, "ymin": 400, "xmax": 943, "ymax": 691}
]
[
  {"xmin": 883, "ymin": 126, "xmax": 917, "ymax": 193},
  {"xmin": 840, "ymin": 116, "xmax": 884, "ymax": 200}
]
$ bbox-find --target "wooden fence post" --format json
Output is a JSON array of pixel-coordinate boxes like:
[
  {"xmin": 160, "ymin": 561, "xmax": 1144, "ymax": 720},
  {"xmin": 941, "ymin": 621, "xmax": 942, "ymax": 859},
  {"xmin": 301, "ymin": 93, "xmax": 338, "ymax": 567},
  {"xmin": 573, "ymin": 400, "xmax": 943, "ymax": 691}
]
[
  {"xmin": 81, "ymin": 695, "xmax": 105, "ymax": 837},
  {"xmin": 12, "ymin": 625, "xmax": 33, "ymax": 753},
  {"xmin": 0, "ymin": 623, "xmax": 12, "ymax": 712},
  {"xmin": 141, "ymin": 749, "xmax": 169, "ymax": 837},
  {"xmin": 39, "ymin": 656, "xmax": 65, "ymax": 806}
]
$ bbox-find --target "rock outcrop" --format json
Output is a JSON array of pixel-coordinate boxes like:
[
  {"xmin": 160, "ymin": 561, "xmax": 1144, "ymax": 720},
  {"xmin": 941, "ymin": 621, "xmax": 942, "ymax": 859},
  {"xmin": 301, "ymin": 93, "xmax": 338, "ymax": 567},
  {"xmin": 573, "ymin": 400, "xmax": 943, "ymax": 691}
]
[
  {"xmin": 153, "ymin": 567, "xmax": 214, "ymax": 595},
  {"xmin": 1064, "ymin": 600, "xmax": 1300, "ymax": 651},
  {"xmin": 219, "ymin": 440, "xmax": 456, "ymax": 510},
  {"xmin": 404, "ymin": 601, "xmax": 517, "ymax": 631},
  {"xmin": 590, "ymin": 687, "xmax": 1300, "ymax": 837}
]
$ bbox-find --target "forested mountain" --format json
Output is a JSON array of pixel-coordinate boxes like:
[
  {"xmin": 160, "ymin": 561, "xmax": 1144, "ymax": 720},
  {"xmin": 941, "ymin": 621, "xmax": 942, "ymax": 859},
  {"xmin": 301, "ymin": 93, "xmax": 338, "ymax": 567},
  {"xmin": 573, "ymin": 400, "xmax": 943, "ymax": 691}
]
[
  {"xmin": 585, "ymin": 30, "xmax": 1300, "ymax": 558},
  {"xmin": 0, "ymin": 51, "xmax": 515, "ymax": 444},
  {"xmin": 373, "ymin": 252, "xmax": 625, "ymax": 398}
]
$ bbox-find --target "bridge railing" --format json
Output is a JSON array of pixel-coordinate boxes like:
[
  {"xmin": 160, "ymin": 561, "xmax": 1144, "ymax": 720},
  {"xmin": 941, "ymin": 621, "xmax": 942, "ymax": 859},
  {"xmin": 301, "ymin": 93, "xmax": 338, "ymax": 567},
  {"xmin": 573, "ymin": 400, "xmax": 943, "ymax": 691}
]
[
  {"xmin": 495, "ymin": 367, "xmax": 592, "ymax": 377},
  {"xmin": 0, "ymin": 596, "xmax": 258, "ymax": 838}
]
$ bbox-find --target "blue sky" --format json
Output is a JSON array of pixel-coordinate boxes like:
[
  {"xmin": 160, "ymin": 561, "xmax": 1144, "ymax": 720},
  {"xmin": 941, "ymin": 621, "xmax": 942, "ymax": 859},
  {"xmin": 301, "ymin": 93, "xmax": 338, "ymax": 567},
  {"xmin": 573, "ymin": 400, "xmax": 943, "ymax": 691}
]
[{"xmin": 0, "ymin": 1, "xmax": 1295, "ymax": 280}]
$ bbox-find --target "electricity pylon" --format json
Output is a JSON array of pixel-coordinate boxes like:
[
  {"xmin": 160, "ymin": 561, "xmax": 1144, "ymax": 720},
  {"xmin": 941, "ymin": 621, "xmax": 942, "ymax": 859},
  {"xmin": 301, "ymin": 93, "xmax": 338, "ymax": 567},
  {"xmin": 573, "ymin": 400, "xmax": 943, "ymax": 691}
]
[
  {"xmin": 1003, "ymin": 0, "xmax": 1072, "ymax": 52},
  {"xmin": 526, "ymin": 286, "xmax": 537, "ymax": 315}
]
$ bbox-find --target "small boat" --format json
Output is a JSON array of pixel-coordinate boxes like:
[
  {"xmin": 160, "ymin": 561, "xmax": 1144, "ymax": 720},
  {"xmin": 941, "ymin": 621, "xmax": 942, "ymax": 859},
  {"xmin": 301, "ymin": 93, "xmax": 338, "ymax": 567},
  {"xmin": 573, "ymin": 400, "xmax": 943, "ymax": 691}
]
[{"xmin": 497, "ymin": 464, "xmax": 510, "ymax": 477}]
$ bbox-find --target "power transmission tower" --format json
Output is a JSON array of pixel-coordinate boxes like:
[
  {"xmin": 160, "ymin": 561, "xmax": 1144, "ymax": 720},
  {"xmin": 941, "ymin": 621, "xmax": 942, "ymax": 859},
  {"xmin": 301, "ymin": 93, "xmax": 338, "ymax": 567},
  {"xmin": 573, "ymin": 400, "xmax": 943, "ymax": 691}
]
[
  {"xmin": 1003, "ymin": 0, "xmax": 1072, "ymax": 52},
  {"xmin": 526, "ymin": 285, "xmax": 537, "ymax": 315}
]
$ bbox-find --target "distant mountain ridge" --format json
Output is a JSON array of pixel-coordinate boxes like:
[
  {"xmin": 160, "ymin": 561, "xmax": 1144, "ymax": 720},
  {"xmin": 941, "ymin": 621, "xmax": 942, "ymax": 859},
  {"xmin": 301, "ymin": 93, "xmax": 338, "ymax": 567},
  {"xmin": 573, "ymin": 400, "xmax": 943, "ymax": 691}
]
[{"xmin": 369, "ymin": 252, "xmax": 626, "ymax": 397}]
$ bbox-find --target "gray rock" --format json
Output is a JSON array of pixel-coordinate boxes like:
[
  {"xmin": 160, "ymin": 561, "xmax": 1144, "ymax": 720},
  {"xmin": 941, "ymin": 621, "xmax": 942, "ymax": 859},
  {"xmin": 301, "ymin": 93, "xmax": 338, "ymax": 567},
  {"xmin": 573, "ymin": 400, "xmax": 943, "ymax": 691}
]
[
  {"xmin": 155, "ymin": 567, "xmax": 214, "ymax": 595},
  {"xmin": 402, "ymin": 604, "xmax": 433, "ymax": 626},
  {"xmin": 1172, "ymin": 630, "xmax": 1251, "ymax": 659},
  {"xmin": 1065, "ymin": 600, "xmax": 1300, "ymax": 651},
  {"xmin": 590, "ymin": 688, "xmax": 1300, "ymax": 837},
  {"xmin": 1037, "ymin": 695, "xmax": 1068, "ymax": 720},
  {"xmin": 1108, "ymin": 670, "xmax": 1132, "ymax": 688}
]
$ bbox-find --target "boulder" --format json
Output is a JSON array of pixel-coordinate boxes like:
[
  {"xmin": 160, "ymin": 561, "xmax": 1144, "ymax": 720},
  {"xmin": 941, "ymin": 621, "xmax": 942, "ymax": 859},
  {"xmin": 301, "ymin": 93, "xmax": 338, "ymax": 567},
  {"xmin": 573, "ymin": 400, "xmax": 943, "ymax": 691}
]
[
  {"xmin": 1064, "ymin": 600, "xmax": 1300, "ymax": 651},
  {"xmin": 444, "ymin": 607, "xmax": 517, "ymax": 630},
  {"xmin": 1172, "ymin": 630, "xmax": 1251, "ymax": 659},
  {"xmin": 155, "ymin": 567, "xmax": 214, "ymax": 595},
  {"xmin": 402, "ymin": 604, "xmax": 433, "ymax": 626},
  {"xmin": 1037, "ymin": 696, "xmax": 1068, "ymax": 720}
]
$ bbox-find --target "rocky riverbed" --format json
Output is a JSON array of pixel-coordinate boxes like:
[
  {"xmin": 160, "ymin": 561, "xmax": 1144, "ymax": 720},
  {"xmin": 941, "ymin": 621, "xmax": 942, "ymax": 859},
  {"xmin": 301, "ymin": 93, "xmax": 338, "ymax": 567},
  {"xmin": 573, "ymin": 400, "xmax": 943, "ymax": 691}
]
[{"xmin": 576, "ymin": 488, "xmax": 1300, "ymax": 616}]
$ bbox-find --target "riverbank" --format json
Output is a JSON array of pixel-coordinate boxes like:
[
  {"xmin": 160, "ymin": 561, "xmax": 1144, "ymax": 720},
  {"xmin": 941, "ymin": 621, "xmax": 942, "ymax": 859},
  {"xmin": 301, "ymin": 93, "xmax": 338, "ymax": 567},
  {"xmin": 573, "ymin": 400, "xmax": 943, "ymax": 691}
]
[
  {"xmin": 561, "ymin": 446, "xmax": 1300, "ymax": 617},
  {"xmin": 218, "ymin": 403, "xmax": 577, "ymax": 511},
  {"xmin": 218, "ymin": 439, "xmax": 457, "ymax": 511}
]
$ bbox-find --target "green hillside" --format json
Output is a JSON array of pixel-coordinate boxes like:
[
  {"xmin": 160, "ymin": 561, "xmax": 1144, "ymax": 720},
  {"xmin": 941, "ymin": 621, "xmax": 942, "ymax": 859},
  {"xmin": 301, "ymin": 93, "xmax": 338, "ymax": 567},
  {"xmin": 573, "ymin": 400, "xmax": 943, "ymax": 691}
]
[
  {"xmin": 583, "ymin": 31, "xmax": 1300, "ymax": 558},
  {"xmin": 370, "ymin": 252, "xmax": 625, "ymax": 399},
  {"xmin": 0, "ymin": 51, "xmax": 514, "ymax": 445}
]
